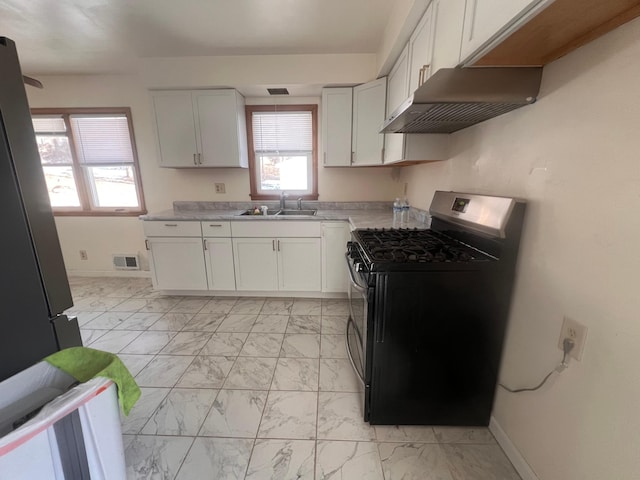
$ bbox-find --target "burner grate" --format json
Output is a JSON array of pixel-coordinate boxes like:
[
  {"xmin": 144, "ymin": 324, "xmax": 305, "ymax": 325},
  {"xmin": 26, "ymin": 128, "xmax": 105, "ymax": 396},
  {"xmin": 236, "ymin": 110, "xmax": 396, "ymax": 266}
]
[{"xmin": 356, "ymin": 229, "xmax": 478, "ymax": 263}]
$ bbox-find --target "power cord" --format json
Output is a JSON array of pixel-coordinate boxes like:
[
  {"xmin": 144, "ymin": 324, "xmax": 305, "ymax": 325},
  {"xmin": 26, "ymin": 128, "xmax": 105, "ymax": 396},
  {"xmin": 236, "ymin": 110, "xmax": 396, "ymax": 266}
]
[{"xmin": 499, "ymin": 338, "xmax": 575, "ymax": 393}]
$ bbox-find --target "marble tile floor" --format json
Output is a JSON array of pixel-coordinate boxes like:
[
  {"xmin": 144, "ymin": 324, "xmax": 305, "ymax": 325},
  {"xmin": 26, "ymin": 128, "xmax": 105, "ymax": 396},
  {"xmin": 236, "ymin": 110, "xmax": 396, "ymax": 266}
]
[{"xmin": 69, "ymin": 276, "xmax": 521, "ymax": 480}]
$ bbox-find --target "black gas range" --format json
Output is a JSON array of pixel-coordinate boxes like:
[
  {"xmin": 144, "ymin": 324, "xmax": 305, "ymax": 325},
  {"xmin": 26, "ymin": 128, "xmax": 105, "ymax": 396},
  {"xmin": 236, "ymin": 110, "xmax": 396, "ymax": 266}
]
[{"xmin": 345, "ymin": 191, "xmax": 526, "ymax": 426}]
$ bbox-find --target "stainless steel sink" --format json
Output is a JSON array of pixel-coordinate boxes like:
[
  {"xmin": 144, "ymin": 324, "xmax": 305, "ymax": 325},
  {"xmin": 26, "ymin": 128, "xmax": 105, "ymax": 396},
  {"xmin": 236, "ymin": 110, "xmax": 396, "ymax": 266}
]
[
  {"xmin": 276, "ymin": 209, "xmax": 317, "ymax": 216},
  {"xmin": 238, "ymin": 209, "xmax": 280, "ymax": 216}
]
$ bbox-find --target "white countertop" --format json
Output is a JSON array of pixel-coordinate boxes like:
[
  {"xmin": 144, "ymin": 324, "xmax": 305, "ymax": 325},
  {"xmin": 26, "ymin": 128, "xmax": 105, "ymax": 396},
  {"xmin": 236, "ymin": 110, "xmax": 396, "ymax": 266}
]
[{"xmin": 140, "ymin": 208, "xmax": 430, "ymax": 230}]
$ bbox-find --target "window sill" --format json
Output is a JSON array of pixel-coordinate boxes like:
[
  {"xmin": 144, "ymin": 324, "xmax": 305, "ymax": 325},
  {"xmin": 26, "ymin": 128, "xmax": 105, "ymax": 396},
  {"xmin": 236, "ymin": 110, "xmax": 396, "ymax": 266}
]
[{"xmin": 53, "ymin": 210, "xmax": 147, "ymax": 217}]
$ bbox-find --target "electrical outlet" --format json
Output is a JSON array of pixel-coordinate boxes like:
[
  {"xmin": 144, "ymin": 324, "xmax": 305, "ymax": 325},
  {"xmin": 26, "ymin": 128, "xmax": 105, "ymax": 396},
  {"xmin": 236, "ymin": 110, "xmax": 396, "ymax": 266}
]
[
  {"xmin": 215, "ymin": 183, "xmax": 226, "ymax": 194},
  {"xmin": 80, "ymin": 250, "xmax": 88, "ymax": 260},
  {"xmin": 558, "ymin": 316, "xmax": 587, "ymax": 361}
]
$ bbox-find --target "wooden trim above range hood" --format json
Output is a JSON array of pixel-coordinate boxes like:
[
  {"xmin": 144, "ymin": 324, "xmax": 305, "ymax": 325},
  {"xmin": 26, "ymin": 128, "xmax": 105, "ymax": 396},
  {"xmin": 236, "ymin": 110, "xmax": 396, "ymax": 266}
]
[{"xmin": 473, "ymin": 0, "xmax": 640, "ymax": 66}]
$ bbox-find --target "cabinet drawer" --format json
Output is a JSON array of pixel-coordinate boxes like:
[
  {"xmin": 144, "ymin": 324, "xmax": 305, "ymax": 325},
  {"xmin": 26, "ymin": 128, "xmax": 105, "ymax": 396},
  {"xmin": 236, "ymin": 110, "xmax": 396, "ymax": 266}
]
[
  {"xmin": 201, "ymin": 221, "xmax": 232, "ymax": 237},
  {"xmin": 143, "ymin": 221, "xmax": 202, "ymax": 237},
  {"xmin": 231, "ymin": 221, "xmax": 321, "ymax": 238}
]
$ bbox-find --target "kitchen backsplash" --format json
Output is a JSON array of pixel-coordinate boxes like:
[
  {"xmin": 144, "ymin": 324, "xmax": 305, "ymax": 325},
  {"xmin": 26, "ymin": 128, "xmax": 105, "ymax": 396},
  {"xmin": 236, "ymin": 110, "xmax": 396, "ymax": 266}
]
[{"xmin": 173, "ymin": 201, "xmax": 394, "ymax": 212}]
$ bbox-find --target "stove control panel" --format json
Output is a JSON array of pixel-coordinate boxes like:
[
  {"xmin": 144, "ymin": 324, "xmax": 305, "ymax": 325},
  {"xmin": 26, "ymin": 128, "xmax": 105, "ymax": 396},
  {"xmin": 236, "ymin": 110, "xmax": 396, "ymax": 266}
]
[{"xmin": 452, "ymin": 197, "xmax": 470, "ymax": 213}]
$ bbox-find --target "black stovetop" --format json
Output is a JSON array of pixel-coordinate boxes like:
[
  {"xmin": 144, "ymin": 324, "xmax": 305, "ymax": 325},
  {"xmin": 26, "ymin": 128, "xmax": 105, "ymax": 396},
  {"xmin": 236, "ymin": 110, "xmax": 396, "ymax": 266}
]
[{"xmin": 352, "ymin": 228, "xmax": 495, "ymax": 267}]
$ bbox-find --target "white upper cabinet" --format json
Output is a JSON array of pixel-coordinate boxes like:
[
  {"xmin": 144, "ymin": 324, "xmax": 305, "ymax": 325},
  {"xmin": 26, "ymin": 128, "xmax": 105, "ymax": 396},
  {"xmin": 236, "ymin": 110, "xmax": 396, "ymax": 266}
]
[
  {"xmin": 151, "ymin": 89, "xmax": 248, "ymax": 168},
  {"xmin": 384, "ymin": 44, "xmax": 410, "ymax": 165},
  {"xmin": 351, "ymin": 77, "xmax": 387, "ymax": 166},
  {"xmin": 321, "ymin": 88, "xmax": 353, "ymax": 167},
  {"xmin": 460, "ymin": 0, "xmax": 553, "ymax": 64},
  {"xmin": 386, "ymin": 44, "xmax": 411, "ymax": 117},
  {"xmin": 151, "ymin": 91, "xmax": 198, "ymax": 168},
  {"xmin": 408, "ymin": 2, "xmax": 437, "ymax": 95},
  {"xmin": 193, "ymin": 90, "xmax": 248, "ymax": 168},
  {"xmin": 384, "ymin": 32, "xmax": 449, "ymax": 165},
  {"xmin": 430, "ymin": 0, "xmax": 467, "ymax": 72}
]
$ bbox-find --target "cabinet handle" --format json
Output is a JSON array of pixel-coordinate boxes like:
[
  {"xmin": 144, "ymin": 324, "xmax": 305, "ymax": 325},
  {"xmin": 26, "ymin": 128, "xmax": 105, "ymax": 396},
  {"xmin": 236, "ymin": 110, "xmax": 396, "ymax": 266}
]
[
  {"xmin": 209, "ymin": 224, "xmax": 222, "ymax": 227},
  {"xmin": 164, "ymin": 223, "xmax": 178, "ymax": 227},
  {"xmin": 272, "ymin": 240, "xmax": 276, "ymax": 251},
  {"xmin": 422, "ymin": 64, "xmax": 430, "ymax": 85},
  {"xmin": 277, "ymin": 240, "xmax": 280, "ymax": 251},
  {"xmin": 145, "ymin": 239, "xmax": 150, "ymax": 250},
  {"xmin": 198, "ymin": 153, "xmax": 202, "ymax": 165},
  {"xmin": 351, "ymin": 152, "xmax": 355, "ymax": 164},
  {"xmin": 193, "ymin": 153, "xmax": 197, "ymax": 165},
  {"xmin": 203, "ymin": 239, "xmax": 208, "ymax": 250},
  {"xmin": 418, "ymin": 67, "xmax": 427, "ymax": 88}
]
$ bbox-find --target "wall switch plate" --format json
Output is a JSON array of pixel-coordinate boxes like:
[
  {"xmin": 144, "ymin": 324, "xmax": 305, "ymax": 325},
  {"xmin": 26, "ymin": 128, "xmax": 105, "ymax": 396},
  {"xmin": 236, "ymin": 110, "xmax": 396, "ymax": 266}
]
[
  {"xmin": 80, "ymin": 250, "xmax": 88, "ymax": 260},
  {"xmin": 558, "ymin": 316, "xmax": 587, "ymax": 361},
  {"xmin": 215, "ymin": 183, "xmax": 226, "ymax": 194}
]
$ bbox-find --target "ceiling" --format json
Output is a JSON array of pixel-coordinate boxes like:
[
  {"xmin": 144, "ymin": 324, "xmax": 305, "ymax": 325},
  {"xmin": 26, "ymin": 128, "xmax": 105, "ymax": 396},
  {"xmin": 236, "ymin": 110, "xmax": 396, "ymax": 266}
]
[{"xmin": 0, "ymin": 0, "xmax": 395, "ymax": 75}]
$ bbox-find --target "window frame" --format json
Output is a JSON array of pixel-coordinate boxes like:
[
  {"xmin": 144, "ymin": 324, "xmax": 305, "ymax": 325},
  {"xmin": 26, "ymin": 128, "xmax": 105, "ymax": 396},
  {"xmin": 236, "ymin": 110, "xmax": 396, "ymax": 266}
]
[
  {"xmin": 246, "ymin": 104, "xmax": 319, "ymax": 201},
  {"xmin": 31, "ymin": 107, "xmax": 147, "ymax": 216}
]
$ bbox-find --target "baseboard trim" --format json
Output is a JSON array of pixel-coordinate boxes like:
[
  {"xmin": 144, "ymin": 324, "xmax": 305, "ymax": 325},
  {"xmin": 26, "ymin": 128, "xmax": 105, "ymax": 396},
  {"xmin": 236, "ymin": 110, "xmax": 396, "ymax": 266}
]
[
  {"xmin": 67, "ymin": 269, "xmax": 152, "ymax": 278},
  {"xmin": 489, "ymin": 416, "xmax": 539, "ymax": 480},
  {"xmin": 159, "ymin": 289, "xmax": 347, "ymax": 299}
]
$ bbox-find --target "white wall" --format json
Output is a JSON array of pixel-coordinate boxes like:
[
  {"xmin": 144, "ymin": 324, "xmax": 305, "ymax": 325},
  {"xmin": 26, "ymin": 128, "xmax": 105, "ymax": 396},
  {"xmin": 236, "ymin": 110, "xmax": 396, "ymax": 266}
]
[
  {"xmin": 26, "ymin": 54, "xmax": 403, "ymax": 274},
  {"xmin": 400, "ymin": 17, "xmax": 640, "ymax": 480}
]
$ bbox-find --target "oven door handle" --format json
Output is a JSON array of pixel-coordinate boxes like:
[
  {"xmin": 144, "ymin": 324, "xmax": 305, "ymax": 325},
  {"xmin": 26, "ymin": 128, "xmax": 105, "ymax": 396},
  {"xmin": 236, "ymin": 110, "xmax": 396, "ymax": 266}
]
[
  {"xmin": 345, "ymin": 317, "xmax": 365, "ymax": 385},
  {"xmin": 345, "ymin": 253, "xmax": 367, "ymax": 293}
]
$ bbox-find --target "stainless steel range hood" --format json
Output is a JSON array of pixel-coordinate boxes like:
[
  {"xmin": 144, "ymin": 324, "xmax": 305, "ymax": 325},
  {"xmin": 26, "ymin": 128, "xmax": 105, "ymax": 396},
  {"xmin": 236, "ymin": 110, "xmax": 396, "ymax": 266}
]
[{"xmin": 381, "ymin": 67, "xmax": 543, "ymax": 134}]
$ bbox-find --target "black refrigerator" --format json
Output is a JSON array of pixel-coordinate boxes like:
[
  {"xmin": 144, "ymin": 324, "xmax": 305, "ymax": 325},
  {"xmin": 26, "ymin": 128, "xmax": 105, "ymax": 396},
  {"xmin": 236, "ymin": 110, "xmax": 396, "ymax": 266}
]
[{"xmin": 0, "ymin": 37, "xmax": 82, "ymax": 382}]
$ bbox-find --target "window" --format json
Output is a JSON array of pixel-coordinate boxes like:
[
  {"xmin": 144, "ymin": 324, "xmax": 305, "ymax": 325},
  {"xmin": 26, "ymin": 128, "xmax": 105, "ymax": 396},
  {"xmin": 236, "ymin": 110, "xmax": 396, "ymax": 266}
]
[
  {"xmin": 246, "ymin": 105, "xmax": 318, "ymax": 200},
  {"xmin": 31, "ymin": 108, "xmax": 146, "ymax": 215}
]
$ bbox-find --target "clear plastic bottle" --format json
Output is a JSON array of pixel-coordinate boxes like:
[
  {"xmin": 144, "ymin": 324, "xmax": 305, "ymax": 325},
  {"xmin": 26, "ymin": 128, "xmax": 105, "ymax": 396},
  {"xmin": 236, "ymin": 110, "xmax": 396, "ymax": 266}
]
[
  {"xmin": 393, "ymin": 198, "xmax": 402, "ymax": 228},
  {"xmin": 401, "ymin": 197, "xmax": 410, "ymax": 226}
]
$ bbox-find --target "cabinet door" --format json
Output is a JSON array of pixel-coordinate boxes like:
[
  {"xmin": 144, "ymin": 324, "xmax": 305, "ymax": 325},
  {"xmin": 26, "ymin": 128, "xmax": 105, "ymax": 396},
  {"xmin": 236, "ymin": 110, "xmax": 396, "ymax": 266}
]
[
  {"xmin": 194, "ymin": 90, "xmax": 248, "ymax": 168},
  {"xmin": 431, "ymin": 0, "xmax": 467, "ymax": 72},
  {"xmin": 460, "ymin": 0, "xmax": 541, "ymax": 62},
  {"xmin": 321, "ymin": 88, "xmax": 353, "ymax": 167},
  {"xmin": 233, "ymin": 238, "xmax": 278, "ymax": 291},
  {"xmin": 322, "ymin": 222, "xmax": 349, "ymax": 293},
  {"xmin": 204, "ymin": 237, "xmax": 236, "ymax": 291},
  {"xmin": 278, "ymin": 238, "xmax": 321, "ymax": 292},
  {"xmin": 148, "ymin": 237, "xmax": 208, "ymax": 290},
  {"xmin": 352, "ymin": 78, "xmax": 386, "ymax": 166},
  {"xmin": 384, "ymin": 44, "xmax": 410, "ymax": 165},
  {"xmin": 151, "ymin": 91, "xmax": 198, "ymax": 167},
  {"xmin": 408, "ymin": 3, "xmax": 436, "ymax": 94}
]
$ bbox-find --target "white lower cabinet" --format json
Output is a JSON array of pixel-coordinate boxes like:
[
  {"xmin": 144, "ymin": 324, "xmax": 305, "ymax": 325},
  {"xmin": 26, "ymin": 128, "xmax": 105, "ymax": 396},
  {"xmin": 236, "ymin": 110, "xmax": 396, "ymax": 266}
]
[
  {"xmin": 147, "ymin": 237, "xmax": 208, "ymax": 291},
  {"xmin": 233, "ymin": 237, "xmax": 321, "ymax": 292},
  {"xmin": 278, "ymin": 238, "xmax": 322, "ymax": 291},
  {"xmin": 144, "ymin": 219, "xmax": 347, "ymax": 295},
  {"xmin": 203, "ymin": 237, "xmax": 236, "ymax": 291},
  {"xmin": 322, "ymin": 222, "xmax": 350, "ymax": 293},
  {"xmin": 232, "ymin": 238, "xmax": 279, "ymax": 291}
]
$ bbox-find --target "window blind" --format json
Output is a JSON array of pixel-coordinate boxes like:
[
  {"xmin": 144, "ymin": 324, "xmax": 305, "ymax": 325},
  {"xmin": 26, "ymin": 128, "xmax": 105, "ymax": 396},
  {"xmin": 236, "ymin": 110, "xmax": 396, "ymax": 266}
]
[
  {"xmin": 252, "ymin": 111, "xmax": 312, "ymax": 153},
  {"xmin": 70, "ymin": 115, "xmax": 134, "ymax": 164},
  {"xmin": 32, "ymin": 116, "xmax": 66, "ymax": 133}
]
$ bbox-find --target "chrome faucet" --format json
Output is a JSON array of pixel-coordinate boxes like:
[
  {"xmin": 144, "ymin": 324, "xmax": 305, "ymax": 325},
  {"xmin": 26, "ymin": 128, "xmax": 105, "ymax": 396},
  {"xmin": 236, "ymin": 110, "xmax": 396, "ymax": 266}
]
[
  {"xmin": 280, "ymin": 191, "xmax": 289, "ymax": 210},
  {"xmin": 297, "ymin": 197, "xmax": 303, "ymax": 210}
]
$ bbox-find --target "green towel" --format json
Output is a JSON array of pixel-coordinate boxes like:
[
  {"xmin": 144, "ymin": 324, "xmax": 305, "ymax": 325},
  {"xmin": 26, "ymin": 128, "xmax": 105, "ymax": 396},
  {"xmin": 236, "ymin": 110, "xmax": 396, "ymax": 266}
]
[{"xmin": 45, "ymin": 347, "xmax": 141, "ymax": 416}]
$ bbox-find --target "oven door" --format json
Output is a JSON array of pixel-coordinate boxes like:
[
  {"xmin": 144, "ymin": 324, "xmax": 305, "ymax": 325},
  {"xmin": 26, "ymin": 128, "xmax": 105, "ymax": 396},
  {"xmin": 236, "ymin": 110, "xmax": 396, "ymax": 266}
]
[{"xmin": 345, "ymin": 253, "xmax": 368, "ymax": 389}]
